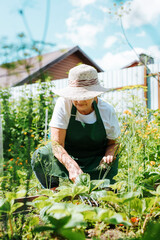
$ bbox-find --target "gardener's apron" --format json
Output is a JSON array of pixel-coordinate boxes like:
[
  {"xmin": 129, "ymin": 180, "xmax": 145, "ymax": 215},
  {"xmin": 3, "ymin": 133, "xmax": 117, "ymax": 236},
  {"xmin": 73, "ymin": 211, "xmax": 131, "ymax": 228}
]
[{"xmin": 31, "ymin": 101, "xmax": 118, "ymax": 188}]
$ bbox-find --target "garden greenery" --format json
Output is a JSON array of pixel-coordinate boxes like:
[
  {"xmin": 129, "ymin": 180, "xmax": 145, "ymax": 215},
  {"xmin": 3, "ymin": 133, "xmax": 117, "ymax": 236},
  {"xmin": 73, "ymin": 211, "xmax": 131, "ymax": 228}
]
[{"xmin": 0, "ymin": 81, "xmax": 160, "ymax": 239}]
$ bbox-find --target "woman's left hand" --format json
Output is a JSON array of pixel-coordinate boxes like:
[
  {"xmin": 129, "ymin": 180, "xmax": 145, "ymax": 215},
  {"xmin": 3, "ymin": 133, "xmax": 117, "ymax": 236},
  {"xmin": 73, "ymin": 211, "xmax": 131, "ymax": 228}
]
[{"xmin": 100, "ymin": 155, "xmax": 114, "ymax": 168}]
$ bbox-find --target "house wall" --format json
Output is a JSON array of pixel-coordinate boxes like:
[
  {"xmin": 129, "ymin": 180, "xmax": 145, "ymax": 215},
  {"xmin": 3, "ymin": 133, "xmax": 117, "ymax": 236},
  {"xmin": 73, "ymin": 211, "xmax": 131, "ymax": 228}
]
[{"xmin": 41, "ymin": 54, "xmax": 85, "ymax": 81}]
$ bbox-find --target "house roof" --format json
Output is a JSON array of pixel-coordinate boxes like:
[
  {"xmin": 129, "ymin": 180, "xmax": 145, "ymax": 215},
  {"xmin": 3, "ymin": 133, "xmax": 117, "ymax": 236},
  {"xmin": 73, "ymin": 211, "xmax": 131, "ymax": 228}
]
[{"xmin": 0, "ymin": 45, "xmax": 103, "ymax": 88}]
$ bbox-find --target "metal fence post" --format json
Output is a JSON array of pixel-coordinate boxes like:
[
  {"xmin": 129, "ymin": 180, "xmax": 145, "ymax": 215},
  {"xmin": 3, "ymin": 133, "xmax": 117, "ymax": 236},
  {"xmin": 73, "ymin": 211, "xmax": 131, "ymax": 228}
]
[
  {"xmin": 44, "ymin": 108, "xmax": 48, "ymax": 141},
  {"xmin": 0, "ymin": 102, "xmax": 4, "ymax": 176},
  {"xmin": 146, "ymin": 68, "xmax": 152, "ymax": 110}
]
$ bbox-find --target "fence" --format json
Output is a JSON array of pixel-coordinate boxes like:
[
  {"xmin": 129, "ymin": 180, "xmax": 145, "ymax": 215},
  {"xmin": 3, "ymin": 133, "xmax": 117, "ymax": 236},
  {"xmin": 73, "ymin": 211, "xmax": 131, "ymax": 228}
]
[
  {"xmin": 9, "ymin": 63, "xmax": 160, "ymax": 112},
  {"xmin": 0, "ymin": 63, "xmax": 159, "ymax": 175}
]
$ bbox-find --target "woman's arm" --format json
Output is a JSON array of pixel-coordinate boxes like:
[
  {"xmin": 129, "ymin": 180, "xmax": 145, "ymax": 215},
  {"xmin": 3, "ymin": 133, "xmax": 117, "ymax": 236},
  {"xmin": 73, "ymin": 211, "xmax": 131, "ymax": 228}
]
[
  {"xmin": 100, "ymin": 139, "xmax": 119, "ymax": 166},
  {"xmin": 51, "ymin": 127, "xmax": 83, "ymax": 182}
]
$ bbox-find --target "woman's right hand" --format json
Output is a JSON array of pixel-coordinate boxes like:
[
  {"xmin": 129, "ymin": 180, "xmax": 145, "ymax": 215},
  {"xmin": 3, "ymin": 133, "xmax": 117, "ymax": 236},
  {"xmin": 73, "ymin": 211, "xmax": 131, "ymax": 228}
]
[{"xmin": 68, "ymin": 166, "xmax": 83, "ymax": 182}]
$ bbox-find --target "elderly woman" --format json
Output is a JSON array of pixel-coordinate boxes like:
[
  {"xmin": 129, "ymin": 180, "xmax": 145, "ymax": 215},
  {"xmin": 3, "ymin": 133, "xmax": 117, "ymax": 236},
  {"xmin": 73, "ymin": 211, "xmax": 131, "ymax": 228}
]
[{"xmin": 31, "ymin": 64, "xmax": 121, "ymax": 189}]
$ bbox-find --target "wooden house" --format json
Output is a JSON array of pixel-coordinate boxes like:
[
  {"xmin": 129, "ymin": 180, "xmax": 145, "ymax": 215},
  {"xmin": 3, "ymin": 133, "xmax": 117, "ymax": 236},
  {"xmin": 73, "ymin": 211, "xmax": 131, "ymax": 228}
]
[{"xmin": 0, "ymin": 45, "xmax": 103, "ymax": 88}]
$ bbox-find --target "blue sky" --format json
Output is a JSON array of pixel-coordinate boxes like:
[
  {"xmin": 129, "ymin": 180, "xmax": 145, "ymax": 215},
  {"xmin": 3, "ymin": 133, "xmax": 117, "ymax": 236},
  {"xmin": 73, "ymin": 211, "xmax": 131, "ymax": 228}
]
[{"xmin": 0, "ymin": 0, "xmax": 160, "ymax": 70}]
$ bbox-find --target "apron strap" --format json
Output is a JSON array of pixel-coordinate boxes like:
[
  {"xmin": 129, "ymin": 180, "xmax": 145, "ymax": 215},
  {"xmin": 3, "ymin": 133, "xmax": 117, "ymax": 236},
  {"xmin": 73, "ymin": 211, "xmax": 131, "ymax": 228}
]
[
  {"xmin": 70, "ymin": 104, "xmax": 77, "ymax": 118},
  {"xmin": 70, "ymin": 100, "xmax": 105, "ymax": 125},
  {"xmin": 93, "ymin": 100, "xmax": 106, "ymax": 136}
]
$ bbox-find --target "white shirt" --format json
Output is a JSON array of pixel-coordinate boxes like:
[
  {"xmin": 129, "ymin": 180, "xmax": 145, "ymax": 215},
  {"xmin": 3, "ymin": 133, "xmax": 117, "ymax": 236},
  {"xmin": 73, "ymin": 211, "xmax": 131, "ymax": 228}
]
[{"xmin": 49, "ymin": 97, "xmax": 121, "ymax": 140}]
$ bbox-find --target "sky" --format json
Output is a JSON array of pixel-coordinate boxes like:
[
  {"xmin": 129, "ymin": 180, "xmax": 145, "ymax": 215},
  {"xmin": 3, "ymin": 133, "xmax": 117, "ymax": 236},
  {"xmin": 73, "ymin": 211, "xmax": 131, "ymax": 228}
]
[{"xmin": 0, "ymin": 0, "xmax": 160, "ymax": 71}]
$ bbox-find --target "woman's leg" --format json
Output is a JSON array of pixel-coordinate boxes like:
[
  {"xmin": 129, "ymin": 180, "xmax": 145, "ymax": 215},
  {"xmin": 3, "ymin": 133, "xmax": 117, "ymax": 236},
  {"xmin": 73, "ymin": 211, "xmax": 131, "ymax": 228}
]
[{"xmin": 31, "ymin": 143, "xmax": 59, "ymax": 189}]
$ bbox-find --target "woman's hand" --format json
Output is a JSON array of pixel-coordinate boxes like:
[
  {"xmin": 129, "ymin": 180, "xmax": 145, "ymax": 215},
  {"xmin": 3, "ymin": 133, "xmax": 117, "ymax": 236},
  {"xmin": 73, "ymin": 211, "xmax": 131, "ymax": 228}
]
[
  {"xmin": 68, "ymin": 166, "xmax": 83, "ymax": 182},
  {"xmin": 100, "ymin": 155, "xmax": 114, "ymax": 168},
  {"xmin": 99, "ymin": 139, "xmax": 118, "ymax": 168},
  {"xmin": 51, "ymin": 127, "xmax": 83, "ymax": 182}
]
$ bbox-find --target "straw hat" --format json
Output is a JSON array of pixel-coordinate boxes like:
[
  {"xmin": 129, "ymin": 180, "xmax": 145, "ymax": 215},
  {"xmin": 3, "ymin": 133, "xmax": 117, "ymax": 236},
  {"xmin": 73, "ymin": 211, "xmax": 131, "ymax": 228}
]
[{"xmin": 53, "ymin": 64, "xmax": 109, "ymax": 100}]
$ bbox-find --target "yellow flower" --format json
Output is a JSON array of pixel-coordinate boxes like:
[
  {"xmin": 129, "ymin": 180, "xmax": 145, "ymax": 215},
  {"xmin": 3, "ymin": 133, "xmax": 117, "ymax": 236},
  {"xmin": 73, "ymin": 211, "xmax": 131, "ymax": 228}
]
[
  {"xmin": 8, "ymin": 149, "xmax": 11, "ymax": 152},
  {"xmin": 123, "ymin": 110, "xmax": 132, "ymax": 115},
  {"xmin": 150, "ymin": 161, "xmax": 156, "ymax": 166},
  {"xmin": 136, "ymin": 130, "xmax": 141, "ymax": 133},
  {"xmin": 24, "ymin": 132, "xmax": 27, "ymax": 135},
  {"xmin": 139, "ymin": 166, "xmax": 142, "ymax": 171},
  {"xmin": 19, "ymin": 162, "xmax": 23, "ymax": 165},
  {"xmin": 10, "ymin": 158, "xmax": 14, "ymax": 161},
  {"xmin": 145, "ymin": 132, "xmax": 150, "ymax": 135},
  {"xmin": 143, "ymin": 134, "xmax": 148, "ymax": 139},
  {"xmin": 17, "ymin": 157, "xmax": 19, "ymax": 159},
  {"xmin": 10, "ymin": 166, "xmax": 13, "ymax": 169},
  {"xmin": 152, "ymin": 128, "xmax": 158, "ymax": 133},
  {"xmin": 31, "ymin": 134, "xmax": 34, "ymax": 138},
  {"xmin": 154, "ymin": 112, "xmax": 159, "ymax": 116}
]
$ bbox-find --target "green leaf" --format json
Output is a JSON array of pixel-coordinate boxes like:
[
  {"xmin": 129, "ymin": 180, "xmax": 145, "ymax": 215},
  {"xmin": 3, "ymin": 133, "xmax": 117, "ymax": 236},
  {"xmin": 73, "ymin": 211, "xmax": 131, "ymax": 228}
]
[
  {"xmin": 5, "ymin": 192, "xmax": 16, "ymax": 203},
  {"xmin": 142, "ymin": 221, "xmax": 160, "ymax": 240},
  {"xmin": 48, "ymin": 215, "xmax": 71, "ymax": 228},
  {"xmin": 121, "ymin": 190, "xmax": 142, "ymax": 203},
  {"xmin": 75, "ymin": 173, "xmax": 91, "ymax": 189},
  {"xmin": 33, "ymin": 225, "xmax": 55, "ymax": 233},
  {"xmin": 53, "ymin": 186, "xmax": 88, "ymax": 201},
  {"xmin": 0, "ymin": 199, "xmax": 11, "ymax": 213},
  {"xmin": 39, "ymin": 189, "xmax": 55, "ymax": 197},
  {"xmin": 95, "ymin": 208, "xmax": 114, "ymax": 222},
  {"xmin": 60, "ymin": 228, "xmax": 85, "ymax": 240},
  {"xmin": 130, "ymin": 198, "xmax": 143, "ymax": 215},
  {"xmin": 90, "ymin": 179, "xmax": 110, "ymax": 191},
  {"xmin": 11, "ymin": 202, "xmax": 24, "ymax": 213},
  {"xmin": 82, "ymin": 210, "xmax": 97, "ymax": 221},
  {"xmin": 72, "ymin": 185, "xmax": 88, "ymax": 199},
  {"xmin": 64, "ymin": 212, "xmax": 86, "ymax": 228},
  {"xmin": 107, "ymin": 213, "xmax": 131, "ymax": 226},
  {"xmin": 29, "ymin": 216, "xmax": 39, "ymax": 226},
  {"xmin": 101, "ymin": 194, "xmax": 122, "ymax": 204},
  {"xmin": 156, "ymin": 185, "xmax": 160, "ymax": 195},
  {"xmin": 90, "ymin": 190, "xmax": 107, "ymax": 200}
]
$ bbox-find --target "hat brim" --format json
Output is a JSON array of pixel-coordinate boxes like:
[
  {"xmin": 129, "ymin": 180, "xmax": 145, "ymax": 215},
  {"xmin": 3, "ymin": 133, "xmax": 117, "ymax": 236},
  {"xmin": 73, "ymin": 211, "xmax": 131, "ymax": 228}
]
[{"xmin": 53, "ymin": 84, "xmax": 109, "ymax": 100}]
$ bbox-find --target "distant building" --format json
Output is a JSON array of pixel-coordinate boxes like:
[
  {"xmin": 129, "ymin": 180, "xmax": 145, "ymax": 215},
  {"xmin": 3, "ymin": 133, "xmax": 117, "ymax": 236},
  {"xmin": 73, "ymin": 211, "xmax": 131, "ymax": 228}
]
[
  {"xmin": 0, "ymin": 45, "xmax": 103, "ymax": 88},
  {"xmin": 123, "ymin": 53, "xmax": 154, "ymax": 69}
]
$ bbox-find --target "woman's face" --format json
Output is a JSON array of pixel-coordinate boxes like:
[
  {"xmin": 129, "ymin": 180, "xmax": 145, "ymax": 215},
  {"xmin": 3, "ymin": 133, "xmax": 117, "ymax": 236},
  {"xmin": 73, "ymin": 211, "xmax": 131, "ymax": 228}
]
[{"xmin": 72, "ymin": 98, "xmax": 95, "ymax": 115}]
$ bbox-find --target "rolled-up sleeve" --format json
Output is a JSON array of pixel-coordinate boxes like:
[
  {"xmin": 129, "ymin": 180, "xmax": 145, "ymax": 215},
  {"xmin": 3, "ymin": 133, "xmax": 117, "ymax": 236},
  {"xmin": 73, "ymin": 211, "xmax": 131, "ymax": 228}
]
[
  {"xmin": 106, "ymin": 110, "xmax": 121, "ymax": 139},
  {"xmin": 49, "ymin": 97, "xmax": 71, "ymax": 129},
  {"xmin": 99, "ymin": 99, "xmax": 121, "ymax": 140}
]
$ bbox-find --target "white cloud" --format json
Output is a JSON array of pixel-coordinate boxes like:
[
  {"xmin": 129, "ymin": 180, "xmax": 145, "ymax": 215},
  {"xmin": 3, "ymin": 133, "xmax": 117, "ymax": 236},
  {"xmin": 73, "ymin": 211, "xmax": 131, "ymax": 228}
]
[
  {"xmin": 136, "ymin": 31, "xmax": 146, "ymax": 37},
  {"xmin": 99, "ymin": 6, "xmax": 110, "ymax": 13},
  {"xmin": 121, "ymin": 0, "xmax": 160, "ymax": 28},
  {"xmin": 69, "ymin": 0, "xmax": 96, "ymax": 8},
  {"xmin": 145, "ymin": 45, "xmax": 160, "ymax": 62},
  {"xmin": 96, "ymin": 45, "xmax": 160, "ymax": 71},
  {"xmin": 58, "ymin": 9, "xmax": 103, "ymax": 48},
  {"xmin": 96, "ymin": 50, "xmax": 139, "ymax": 71},
  {"xmin": 66, "ymin": 24, "xmax": 103, "ymax": 47},
  {"xmin": 104, "ymin": 36, "xmax": 117, "ymax": 48},
  {"xmin": 66, "ymin": 11, "xmax": 90, "ymax": 29}
]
